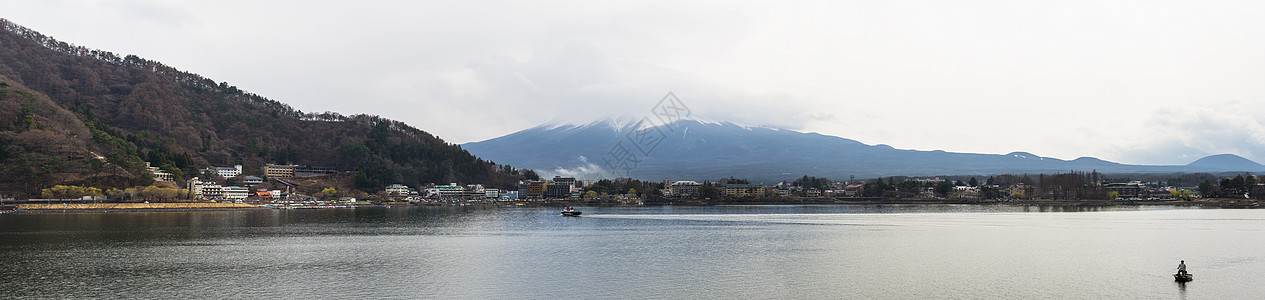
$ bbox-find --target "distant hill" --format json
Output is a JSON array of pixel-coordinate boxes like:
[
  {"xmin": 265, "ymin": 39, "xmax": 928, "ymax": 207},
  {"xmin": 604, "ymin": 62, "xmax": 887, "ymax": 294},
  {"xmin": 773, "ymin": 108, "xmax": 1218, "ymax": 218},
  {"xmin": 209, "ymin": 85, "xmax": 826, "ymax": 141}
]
[
  {"xmin": 463, "ymin": 118, "xmax": 1265, "ymax": 181},
  {"xmin": 0, "ymin": 18, "xmax": 532, "ymax": 198},
  {"xmin": 1186, "ymin": 154, "xmax": 1265, "ymax": 171}
]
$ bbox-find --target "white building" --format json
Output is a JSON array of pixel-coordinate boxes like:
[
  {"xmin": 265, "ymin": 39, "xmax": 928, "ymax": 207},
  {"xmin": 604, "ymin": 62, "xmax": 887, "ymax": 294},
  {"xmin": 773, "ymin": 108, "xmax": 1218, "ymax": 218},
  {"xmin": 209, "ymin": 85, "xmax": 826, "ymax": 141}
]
[
  {"xmin": 201, "ymin": 165, "xmax": 243, "ymax": 178},
  {"xmin": 425, "ymin": 184, "xmax": 466, "ymax": 199},
  {"xmin": 222, "ymin": 186, "xmax": 249, "ymax": 201},
  {"xmin": 188, "ymin": 177, "xmax": 223, "ymax": 200},
  {"xmin": 954, "ymin": 186, "xmax": 979, "ymax": 192},
  {"xmin": 188, "ymin": 177, "xmax": 204, "ymax": 198},
  {"xmin": 485, "ymin": 189, "xmax": 502, "ymax": 199},
  {"xmin": 146, "ymin": 162, "xmax": 174, "ymax": 182},
  {"xmin": 202, "ymin": 184, "xmax": 223, "ymax": 200},
  {"xmin": 385, "ymin": 184, "xmax": 411, "ymax": 195}
]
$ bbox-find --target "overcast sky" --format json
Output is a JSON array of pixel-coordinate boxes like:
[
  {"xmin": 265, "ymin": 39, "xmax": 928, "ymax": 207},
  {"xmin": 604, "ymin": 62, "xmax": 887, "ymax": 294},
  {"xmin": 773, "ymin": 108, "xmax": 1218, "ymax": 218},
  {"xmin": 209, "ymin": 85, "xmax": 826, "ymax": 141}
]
[{"xmin": 7, "ymin": 1, "xmax": 1265, "ymax": 165}]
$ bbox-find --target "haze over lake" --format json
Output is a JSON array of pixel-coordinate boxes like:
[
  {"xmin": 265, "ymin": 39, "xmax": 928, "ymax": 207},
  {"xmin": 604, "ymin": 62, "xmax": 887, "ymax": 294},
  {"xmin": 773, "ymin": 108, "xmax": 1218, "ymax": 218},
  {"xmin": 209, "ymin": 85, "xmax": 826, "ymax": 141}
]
[{"xmin": 2, "ymin": 205, "xmax": 1260, "ymax": 299}]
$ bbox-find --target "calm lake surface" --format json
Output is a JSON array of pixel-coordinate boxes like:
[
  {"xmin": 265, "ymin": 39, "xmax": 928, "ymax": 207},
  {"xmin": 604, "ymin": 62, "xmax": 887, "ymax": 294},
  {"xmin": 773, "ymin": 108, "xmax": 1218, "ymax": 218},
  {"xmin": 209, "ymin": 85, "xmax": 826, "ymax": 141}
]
[{"xmin": 2, "ymin": 205, "xmax": 1262, "ymax": 299}]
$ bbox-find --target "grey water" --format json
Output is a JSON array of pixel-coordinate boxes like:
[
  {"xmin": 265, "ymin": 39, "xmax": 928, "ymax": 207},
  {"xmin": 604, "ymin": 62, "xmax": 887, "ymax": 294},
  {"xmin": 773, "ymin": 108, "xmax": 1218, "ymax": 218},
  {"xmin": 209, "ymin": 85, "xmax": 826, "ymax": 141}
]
[{"xmin": 1, "ymin": 205, "xmax": 1261, "ymax": 299}]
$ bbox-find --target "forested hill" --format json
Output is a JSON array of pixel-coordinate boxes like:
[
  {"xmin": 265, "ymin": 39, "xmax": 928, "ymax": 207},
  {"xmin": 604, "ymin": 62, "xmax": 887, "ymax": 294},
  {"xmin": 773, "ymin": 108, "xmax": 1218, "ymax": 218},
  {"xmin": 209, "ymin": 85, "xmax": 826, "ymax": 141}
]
[{"xmin": 0, "ymin": 18, "xmax": 532, "ymax": 197}]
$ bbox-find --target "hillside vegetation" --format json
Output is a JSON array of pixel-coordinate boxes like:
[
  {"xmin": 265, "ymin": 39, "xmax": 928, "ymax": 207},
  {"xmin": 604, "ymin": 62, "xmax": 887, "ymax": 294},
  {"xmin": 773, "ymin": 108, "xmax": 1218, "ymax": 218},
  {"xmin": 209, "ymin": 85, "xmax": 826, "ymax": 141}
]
[
  {"xmin": 0, "ymin": 77, "xmax": 152, "ymax": 196},
  {"xmin": 0, "ymin": 18, "xmax": 532, "ymax": 198}
]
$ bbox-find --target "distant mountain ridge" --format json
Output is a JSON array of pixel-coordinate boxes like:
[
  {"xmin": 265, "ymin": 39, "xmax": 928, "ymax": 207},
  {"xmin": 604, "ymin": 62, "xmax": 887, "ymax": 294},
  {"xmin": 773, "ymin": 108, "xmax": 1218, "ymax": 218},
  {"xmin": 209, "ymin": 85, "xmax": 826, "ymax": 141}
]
[{"xmin": 463, "ymin": 118, "xmax": 1265, "ymax": 181}]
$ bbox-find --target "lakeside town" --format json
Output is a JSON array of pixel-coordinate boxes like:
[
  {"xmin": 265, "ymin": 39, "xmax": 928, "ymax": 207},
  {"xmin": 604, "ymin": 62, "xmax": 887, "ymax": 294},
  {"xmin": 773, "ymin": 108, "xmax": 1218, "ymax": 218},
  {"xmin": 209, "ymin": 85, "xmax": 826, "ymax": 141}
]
[
  {"xmin": 8, "ymin": 5, "xmax": 1265, "ymax": 299},
  {"xmin": 3, "ymin": 159, "xmax": 1262, "ymax": 213}
]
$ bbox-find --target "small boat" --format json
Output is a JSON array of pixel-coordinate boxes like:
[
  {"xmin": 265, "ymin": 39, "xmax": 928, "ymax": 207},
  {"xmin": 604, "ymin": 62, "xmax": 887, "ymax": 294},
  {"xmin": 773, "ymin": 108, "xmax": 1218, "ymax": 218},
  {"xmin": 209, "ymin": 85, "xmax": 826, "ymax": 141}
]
[
  {"xmin": 561, "ymin": 207, "xmax": 582, "ymax": 217},
  {"xmin": 1174, "ymin": 273, "xmax": 1192, "ymax": 282}
]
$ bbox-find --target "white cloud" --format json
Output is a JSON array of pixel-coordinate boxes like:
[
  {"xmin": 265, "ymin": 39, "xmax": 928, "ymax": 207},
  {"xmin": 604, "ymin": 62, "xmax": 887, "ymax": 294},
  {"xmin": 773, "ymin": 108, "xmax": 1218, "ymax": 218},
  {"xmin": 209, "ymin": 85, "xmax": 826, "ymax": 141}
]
[
  {"xmin": 1105, "ymin": 101, "xmax": 1265, "ymax": 164},
  {"xmin": 541, "ymin": 156, "xmax": 608, "ymax": 181},
  {"xmin": 6, "ymin": 1, "xmax": 1265, "ymax": 165}
]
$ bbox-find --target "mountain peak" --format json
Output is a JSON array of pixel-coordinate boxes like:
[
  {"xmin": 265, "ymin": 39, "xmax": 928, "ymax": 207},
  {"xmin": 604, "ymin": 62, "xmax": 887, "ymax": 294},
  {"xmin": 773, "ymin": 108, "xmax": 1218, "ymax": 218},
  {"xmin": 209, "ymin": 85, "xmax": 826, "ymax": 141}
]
[
  {"xmin": 546, "ymin": 117, "xmax": 776, "ymax": 133},
  {"xmin": 1185, "ymin": 154, "xmax": 1265, "ymax": 170},
  {"xmin": 1006, "ymin": 152, "xmax": 1040, "ymax": 159},
  {"xmin": 1072, "ymin": 157, "xmax": 1104, "ymax": 162}
]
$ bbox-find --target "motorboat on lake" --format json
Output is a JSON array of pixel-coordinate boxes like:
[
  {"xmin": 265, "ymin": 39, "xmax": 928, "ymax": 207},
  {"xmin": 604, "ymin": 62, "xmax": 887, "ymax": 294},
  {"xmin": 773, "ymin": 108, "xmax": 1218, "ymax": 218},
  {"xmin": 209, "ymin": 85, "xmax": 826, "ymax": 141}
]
[
  {"xmin": 561, "ymin": 207, "xmax": 581, "ymax": 217},
  {"xmin": 1174, "ymin": 273, "xmax": 1192, "ymax": 282}
]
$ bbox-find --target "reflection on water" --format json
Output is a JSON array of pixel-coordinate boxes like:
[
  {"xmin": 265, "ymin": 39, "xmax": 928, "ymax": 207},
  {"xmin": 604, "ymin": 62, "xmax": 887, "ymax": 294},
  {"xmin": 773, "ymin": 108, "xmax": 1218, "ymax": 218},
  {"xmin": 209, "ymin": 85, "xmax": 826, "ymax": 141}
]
[
  {"xmin": 1178, "ymin": 281, "xmax": 1188, "ymax": 300},
  {"xmin": 1, "ymin": 205, "xmax": 1261, "ymax": 299}
]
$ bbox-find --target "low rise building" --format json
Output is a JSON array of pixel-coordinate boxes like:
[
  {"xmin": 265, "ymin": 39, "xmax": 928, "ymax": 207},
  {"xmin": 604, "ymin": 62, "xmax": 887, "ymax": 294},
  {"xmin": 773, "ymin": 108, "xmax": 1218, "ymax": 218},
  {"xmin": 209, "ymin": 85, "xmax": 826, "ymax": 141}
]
[
  {"xmin": 1007, "ymin": 184, "xmax": 1029, "ymax": 198},
  {"xmin": 263, "ymin": 164, "xmax": 297, "ymax": 178},
  {"xmin": 843, "ymin": 184, "xmax": 864, "ymax": 197},
  {"xmin": 670, "ymin": 181, "xmax": 701, "ymax": 198},
  {"xmin": 201, "ymin": 165, "xmax": 243, "ymax": 178},
  {"xmin": 519, "ymin": 180, "xmax": 547, "ymax": 199},
  {"xmin": 146, "ymin": 162, "xmax": 174, "ymax": 182},
  {"xmin": 254, "ymin": 189, "xmax": 274, "ymax": 201},
  {"xmin": 1105, "ymin": 182, "xmax": 1143, "ymax": 199},
  {"xmin": 386, "ymin": 184, "xmax": 411, "ymax": 195},
  {"xmin": 425, "ymin": 184, "xmax": 466, "ymax": 199},
  {"xmin": 545, "ymin": 183, "xmax": 574, "ymax": 198},
  {"xmin": 222, "ymin": 186, "xmax": 248, "ymax": 201},
  {"xmin": 552, "ymin": 176, "xmax": 578, "ymax": 189},
  {"xmin": 188, "ymin": 177, "xmax": 223, "ymax": 200},
  {"xmin": 294, "ymin": 166, "xmax": 338, "ymax": 177},
  {"xmin": 202, "ymin": 184, "xmax": 223, "ymax": 199},
  {"xmin": 243, "ymin": 176, "xmax": 264, "ymax": 185},
  {"xmin": 263, "ymin": 164, "xmax": 339, "ymax": 178},
  {"xmin": 188, "ymin": 177, "xmax": 204, "ymax": 198},
  {"xmin": 722, "ymin": 184, "xmax": 768, "ymax": 197}
]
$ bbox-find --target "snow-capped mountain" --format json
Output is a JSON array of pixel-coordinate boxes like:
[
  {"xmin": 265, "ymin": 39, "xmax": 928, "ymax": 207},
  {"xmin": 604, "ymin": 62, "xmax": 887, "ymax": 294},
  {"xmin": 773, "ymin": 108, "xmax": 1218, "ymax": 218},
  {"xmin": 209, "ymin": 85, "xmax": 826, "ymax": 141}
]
[{"xmin": 462, "ymin": 118, "xmax": 1265, "ymax": 181}]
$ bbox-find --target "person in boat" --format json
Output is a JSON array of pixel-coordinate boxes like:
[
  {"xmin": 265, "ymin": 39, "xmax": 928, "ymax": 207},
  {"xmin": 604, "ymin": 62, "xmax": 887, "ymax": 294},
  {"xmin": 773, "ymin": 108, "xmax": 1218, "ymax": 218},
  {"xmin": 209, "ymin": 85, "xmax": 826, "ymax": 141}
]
[{"xmin": 1177, "ymin": 260, "xmax": 1187, "ymax": 276}]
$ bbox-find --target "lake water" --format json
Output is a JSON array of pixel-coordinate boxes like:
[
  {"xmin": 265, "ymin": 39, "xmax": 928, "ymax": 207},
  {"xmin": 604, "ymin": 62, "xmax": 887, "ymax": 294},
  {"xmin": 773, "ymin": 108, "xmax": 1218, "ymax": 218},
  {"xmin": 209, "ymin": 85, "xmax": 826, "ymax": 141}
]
[{"xmin": 1, "ymin": 205, "xmax": 1261, "ymax": 299}]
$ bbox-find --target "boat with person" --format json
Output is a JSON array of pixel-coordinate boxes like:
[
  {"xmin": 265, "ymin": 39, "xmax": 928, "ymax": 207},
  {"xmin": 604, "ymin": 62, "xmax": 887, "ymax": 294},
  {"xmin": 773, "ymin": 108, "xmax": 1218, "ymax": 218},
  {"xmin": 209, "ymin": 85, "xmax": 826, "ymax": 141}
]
[
  {"xmin": 561, "ymin": 206, "xmax": 581, "ymax": 217},
  {"xmin": 1175, "ymin": 260, "xmax": 1192, "ymax": 282}
]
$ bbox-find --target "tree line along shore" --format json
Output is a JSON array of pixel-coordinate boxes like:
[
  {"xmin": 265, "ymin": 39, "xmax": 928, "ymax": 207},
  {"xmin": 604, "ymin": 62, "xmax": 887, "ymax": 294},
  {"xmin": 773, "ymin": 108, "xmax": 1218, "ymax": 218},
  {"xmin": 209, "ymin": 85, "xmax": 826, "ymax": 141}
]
[{"xmin": 1, "ymin": 196, "xmax": 1256, "ymax": 214}]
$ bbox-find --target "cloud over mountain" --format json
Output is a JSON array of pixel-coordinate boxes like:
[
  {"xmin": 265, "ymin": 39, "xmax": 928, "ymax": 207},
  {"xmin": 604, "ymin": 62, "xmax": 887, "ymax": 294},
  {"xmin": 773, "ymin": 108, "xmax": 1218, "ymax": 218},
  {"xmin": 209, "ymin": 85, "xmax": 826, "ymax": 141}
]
[
  {"xmin": 8, "ymin": 1, "xmax": 1265, "ymax": 166},
  {"xmin": 1107, "ymin": 101, "xmax": 1265, "ymax": 165},
  {"xmin": 465, "ymin": 118, "xmax": 1265, "ymax": 181}
]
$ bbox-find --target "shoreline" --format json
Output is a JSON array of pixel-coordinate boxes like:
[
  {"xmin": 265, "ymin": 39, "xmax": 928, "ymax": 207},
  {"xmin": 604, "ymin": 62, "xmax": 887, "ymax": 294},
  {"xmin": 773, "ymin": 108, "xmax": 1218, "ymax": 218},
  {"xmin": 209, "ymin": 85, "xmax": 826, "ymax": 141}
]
[
  {"xmin": 7, "ymin": 202, "xmax": 263, "ymax": 214},
  {"xmin": 8, "ymin": 207, "xmax": 269, "ymax": 214},
  {"xmin": 2, "ymin": 198, "xmax": 1255, "ymax": 214}
]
